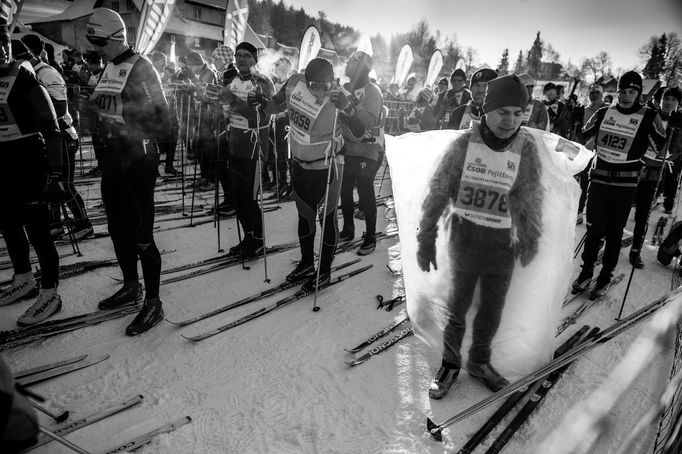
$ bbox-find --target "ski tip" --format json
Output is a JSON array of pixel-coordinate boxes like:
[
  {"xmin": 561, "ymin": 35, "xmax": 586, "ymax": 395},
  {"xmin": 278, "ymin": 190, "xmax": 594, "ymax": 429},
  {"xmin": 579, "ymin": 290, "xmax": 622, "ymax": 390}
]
[
  {"xmin": 56, "ymin": 411, "xmax": 69, "ymax": 423},
  {"xmin": 426, "ymin": 418, "xmax": 443, "ymax": 442}
]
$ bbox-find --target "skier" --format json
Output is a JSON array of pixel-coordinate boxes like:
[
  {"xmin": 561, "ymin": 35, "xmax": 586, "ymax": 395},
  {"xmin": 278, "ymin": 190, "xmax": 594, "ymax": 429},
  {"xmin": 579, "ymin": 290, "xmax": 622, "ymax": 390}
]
[
  {"xmin": 445, "ymin": 68, "xmax": 497, "ymax": 130},
  {"xmin": 85, "ymin": 8, "xmax": 171, "ymax": 335},
  {"xmin": 0, "ymin": 26, "xmax": 66, "ymax": 325},
  {"xmin": 660, "ymin": 87, "xmax": 682, "ymax": 214},
  {"xmin": 569, "ymin": 83, "xmax": 608, "ymax": 225},
  {"xmin": 572, "ymin": 71, "xmax": 666, "ymax": 298},
  {"xmin": 21, "ymin": 34, "xmax": 93, "ymax": 239},
  {"xmin": 543, "ymin": 82, "xmax": 571, "ymax": 137},
  {"xmin": 150, "ymin": 51, "xmax": 180, "ymax": 176},
  {"xmin": 225, "ymin": 41, "xmax": 275, "ymax": 258},
  {"xmin": 254, "ymin": 58, "xmax": 364, "ymax": 289},
  {"xmin": 434, "ymin": 68, "xmax": 472, "ymax": 129},
  {"xmin": 417, "ymin": 74, "xmax": 543, "ymax": 398},
  {"xmin": 517, "ymin": 73, "xmax": 549, "ymax": 131},
  {"xmin": 404, "ymin": 88, "xmax": 436, "ymax": 132},
  {"xmin": 336, "ymin": 50, "xmax": 385, "ymax": 255}
]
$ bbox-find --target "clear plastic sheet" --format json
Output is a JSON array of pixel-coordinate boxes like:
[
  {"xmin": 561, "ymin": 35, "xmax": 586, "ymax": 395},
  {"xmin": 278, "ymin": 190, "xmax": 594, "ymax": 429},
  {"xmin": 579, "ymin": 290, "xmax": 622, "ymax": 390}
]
[{"xmin": 385, "ymin": 126, "xmax": 593, "ymax": 378}]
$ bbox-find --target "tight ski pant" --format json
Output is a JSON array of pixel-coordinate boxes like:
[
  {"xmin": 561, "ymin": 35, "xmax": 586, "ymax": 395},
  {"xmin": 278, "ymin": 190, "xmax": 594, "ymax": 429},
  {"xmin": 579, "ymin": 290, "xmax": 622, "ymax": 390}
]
[
  {"xmin": 340, "ymin": 155, "xmax": 380, "ymax": 236},
  {"xmin": 2, "ymin": 202, "xmax": 59, "ymax": 289},
  {"xmin": 101, "ymin": 138, "xmax": 161, "ymax": 300},
  {"xmin": 291, "ymin": 160, "xmax": 342, "ymax": 273}
]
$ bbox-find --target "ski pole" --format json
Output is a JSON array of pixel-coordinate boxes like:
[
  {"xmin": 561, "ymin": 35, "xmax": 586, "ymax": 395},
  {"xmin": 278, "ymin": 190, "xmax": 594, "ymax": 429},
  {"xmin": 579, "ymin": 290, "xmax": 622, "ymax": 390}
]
[
  {"xmin": 617, "ymin": 128, "xmax": 676, "ymax": 320},
  {"xmin": 39, "ymin": 426, "xmax": 92, "ymax": 454},
  {"xmin": 189, "ymin": 100, "xmax": 201, "ymax": 227},
  {"xmin": 31, "ymin": 401, "xmax": 69, "ymax": 423},
  {"xmin": 574, "ymin": 230, "xmax": 587, "ymax": 259},
  {"xmin": 272, "ymin": 115, "xmax": 280, "ymax": 208},
  {"xmin": 255, "ymin": 107, "xmax": 270, "ymax": 283},
  {"xmin": 312, "ymin": 108, "xmax": 339, "ymax": 312}
]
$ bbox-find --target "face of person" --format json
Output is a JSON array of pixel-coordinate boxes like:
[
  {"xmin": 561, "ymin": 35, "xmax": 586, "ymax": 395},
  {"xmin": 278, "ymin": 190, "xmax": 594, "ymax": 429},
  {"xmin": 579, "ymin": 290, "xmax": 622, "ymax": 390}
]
[
  {"xmin": 470, "ymin": 82, "xmax": 487, "ymax": 104},
  {"xmin": 618, "ymin": 88, "xmax": 639, "ymax": 108},
  {"xmin": 406, "ymin": 77, "xmax": 416, "ymax": 89},
  {"xmin": 544, "ymin": 89, "xmax": 557, "ymax": 102},
  {"xmin": 525, "ymin": 85, "xmax": 534, "ymax": 98},
  {"xmin": 485, "ymin": 106, "xmax": 524, "ymax": 139},
  {"xmin": 588, "ymin": 90, "xmax": 602, "ymax": 103},
  {"xmin": 307, "ymin": 80, "xmax": 331, "ymax": 100},
  {"xmin": 451, "ymin": 76, "xmax": 465, "ymax": 91},
  {"xmin": 662, "ymin": 95, "xmax": 680, "ymax": 114},
  {"xmin": 345, "ymin": 54, "xmax": 360, "ymax": 78},
  {"xmin": 438, "ymin": 81, "xmax": 448, "ymax": 93},
  {"xmin": 235, "ymin": 50, "xmax": 255, "ymax": 73}
]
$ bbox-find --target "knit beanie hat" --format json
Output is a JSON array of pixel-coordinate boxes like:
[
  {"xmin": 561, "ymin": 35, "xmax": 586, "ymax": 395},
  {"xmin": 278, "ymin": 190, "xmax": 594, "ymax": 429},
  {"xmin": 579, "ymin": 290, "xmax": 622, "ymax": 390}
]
[
  {"xmin": 212, "ymin": 45, "xmax": 234, "ymax": 66},
  {"xmin": 482, "ymin": 74, "xmax": 529, "ymax": 113},
  {"xmin": 450, "ymin": 68, "xmax": 466, "ymax": 80},
  {"xmin": 235, "ymin": 41, "xmax": 258, "ymax": 62},
  {"xmin": 618, "ymin": 71, "xmax": 643, "ymax": 93},
  {"xmin": 21, "ymin": 34, "xmax": 44, "ymax": 58},
  {"xmin": 305, "ymin": 57, "xmax": 334, "ymax": 82},
  {"xmin": 664, "ymin": 86, "xmax": 682, "ymax": 104},
  {"xmin": 469, "ymin": 68, "xmax": 497, "ymax": 87},
  {"xmin": 543, "ymin": 82, "xmax": 556, "ymax": 93}
]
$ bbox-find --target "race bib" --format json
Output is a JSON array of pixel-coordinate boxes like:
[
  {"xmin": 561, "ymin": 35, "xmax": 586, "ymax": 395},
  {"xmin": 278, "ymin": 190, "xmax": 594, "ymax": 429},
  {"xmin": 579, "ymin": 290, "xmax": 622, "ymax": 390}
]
[
  {"xmin": 453, "ymin": 142, "xmax": 521, "ymax": 228},
  {"xmin": 0, "ymin": 72, "xmax": 21, "ymax": 142},
  {"xmin": 288, "ymin": 80, "xmax": 326, "ymax": 144},
  {"xmin": 229, "ymin": 78, "xmax": 254, "ymax": 129},
  {"xmin": 91, "ymin": 60, "xmax": 136, "ymax": 124},
  {"xmin": 596, "ymin": 108, "xmax": 644, "ymax": 163}
]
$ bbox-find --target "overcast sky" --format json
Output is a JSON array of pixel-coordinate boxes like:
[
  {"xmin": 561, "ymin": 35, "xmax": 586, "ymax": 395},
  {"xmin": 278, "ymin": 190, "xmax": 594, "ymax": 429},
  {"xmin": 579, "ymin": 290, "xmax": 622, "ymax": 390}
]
[{"xmin": 283, "ymin": 0, "xmax": 682, "ymax": 72}]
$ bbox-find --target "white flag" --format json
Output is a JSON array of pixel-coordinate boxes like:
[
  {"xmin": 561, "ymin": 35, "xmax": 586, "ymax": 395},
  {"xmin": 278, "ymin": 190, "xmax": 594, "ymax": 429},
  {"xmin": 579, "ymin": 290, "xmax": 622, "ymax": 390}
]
[{"xmin": 297, "ymin": 25, "xmax": 321, "ymax": 72}]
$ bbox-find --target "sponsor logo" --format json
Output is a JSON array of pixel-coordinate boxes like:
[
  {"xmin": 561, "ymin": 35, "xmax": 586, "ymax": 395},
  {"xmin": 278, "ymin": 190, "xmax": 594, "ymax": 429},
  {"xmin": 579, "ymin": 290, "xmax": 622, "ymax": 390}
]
[
  {"xmin": 119, "ymin": 69, "xmax": 127, "ymax": 77},
  {"xmin": 629, "ymin": 118, "xmax": 639, "ymax": 125},
  {"xmin": 466, "ymin": 157, "xmax": 487, "ymax": 173},
  {"xmin": 507, "ymin": 160, "xmax": 516, "ymax": 171}
]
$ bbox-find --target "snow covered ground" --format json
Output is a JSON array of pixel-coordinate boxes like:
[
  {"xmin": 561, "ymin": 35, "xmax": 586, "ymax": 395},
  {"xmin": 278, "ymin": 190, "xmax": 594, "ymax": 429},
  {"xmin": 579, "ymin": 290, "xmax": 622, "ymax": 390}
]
[{"xmin": 1, "ymin": 148, "xmax": 678, "ymax": 454}]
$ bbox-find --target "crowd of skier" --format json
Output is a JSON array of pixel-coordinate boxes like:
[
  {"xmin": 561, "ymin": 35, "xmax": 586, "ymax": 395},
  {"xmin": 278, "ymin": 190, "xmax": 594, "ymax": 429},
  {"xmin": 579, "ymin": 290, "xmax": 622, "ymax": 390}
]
[{"xmin": 1, "ymin": 8, "xmax": 682, "ymax": 441}]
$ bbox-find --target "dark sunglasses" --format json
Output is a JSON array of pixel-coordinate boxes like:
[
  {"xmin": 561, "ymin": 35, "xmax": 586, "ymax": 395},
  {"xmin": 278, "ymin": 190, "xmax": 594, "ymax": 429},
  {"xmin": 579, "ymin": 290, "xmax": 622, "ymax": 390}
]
[
  {"xmin": 306, "ymin": 80, "xmax": 332, "ymax": 92},
  {"xmin": 86, "ymin": 35, "xmax": 109, "ymax": 47}
]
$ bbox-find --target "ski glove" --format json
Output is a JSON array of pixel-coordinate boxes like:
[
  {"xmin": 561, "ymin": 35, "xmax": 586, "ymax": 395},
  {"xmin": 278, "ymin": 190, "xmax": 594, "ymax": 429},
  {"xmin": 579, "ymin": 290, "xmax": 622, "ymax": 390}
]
[
  {"xmin": 417, "ymin": 242, "xmax": 437, "ymax": 272},
  {"xmin": 247, "ymin": 86, "xmax": 265, "ymax": 107},
  {"xmin": 329, "ymin": 89, "xmax": 350, "ymax": 111}
]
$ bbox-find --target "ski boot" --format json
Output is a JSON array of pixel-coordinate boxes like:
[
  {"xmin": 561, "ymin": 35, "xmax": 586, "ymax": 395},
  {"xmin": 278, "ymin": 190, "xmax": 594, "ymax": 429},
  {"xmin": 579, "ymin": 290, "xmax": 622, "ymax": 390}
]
[
  {"xmin": 629, "ymin": 250, "xmax": 644, "ymax": 269},
  {"xmin": 428, "ymin": 364, "xmax": 460, "ymax": 399},
  {"xmin": 286, "ymin": 261, "xmax": 315, "ymax": 283},
  {"xmin": 590, "ymin": 272, "xmax": 612, "ymax": 300},
  {"xmin": 571, "ymin": 268, "xmax": 593, "ymax": 294},
  {"xmin": 125, "ymin": 297, "xmax": 164, "ymax": 336},
  {"xmin": 466, "ymin": 361, "xmax": 510, "ymax": 392},
  {"xmin": 98, "ymin": 282, "xmax": 143, "ymax": 310},
  {"xmin": 0, "ymin": 272, "xmax": 38, "ymax": 307},
  {"xmin": 17, "ymin": 288, "xmax": 62, "ymax": 326},
  {"xmin": 301, "ymin": 271, "xmax": 331, "ymax": 293},
  {"xmin": 357, "ymin": 232, "xmax": 376, "ymax": 256}
]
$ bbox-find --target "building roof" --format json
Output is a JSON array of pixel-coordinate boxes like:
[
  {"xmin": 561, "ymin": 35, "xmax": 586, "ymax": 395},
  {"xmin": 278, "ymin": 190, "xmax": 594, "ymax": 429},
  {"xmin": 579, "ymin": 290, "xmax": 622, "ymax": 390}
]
[
  {"xmin": 26, "ymin": 0, "xmax": 98, "ymax": 23},
  {"xmin": 186, "ymin": 0, "xmax": 227, "ymax": 10}
]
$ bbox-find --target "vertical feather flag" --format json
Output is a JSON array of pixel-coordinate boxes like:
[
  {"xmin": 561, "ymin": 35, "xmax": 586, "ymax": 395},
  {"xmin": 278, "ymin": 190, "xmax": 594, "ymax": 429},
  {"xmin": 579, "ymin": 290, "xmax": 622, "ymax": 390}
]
[
  {"xmin": 425, "ymin": 50, "xmax": 443, "ymax": 87},
  {"xmin": 135, "ymin": 0, "xmax": 175, "ymax": 56},
  {"xmin": 224, "ymin": 0, "xmax": 249, "ymax": 49},
  {"xmin": 297, "ymin": 25, "xmax": 321, "ymax": 72},
  {"xmin": 0, "ymin": 0, "xmax": 23, "ymax": 31},
  {"xmin": 393, "ymin": 44, "xmax": 413, "ymax": 87}
]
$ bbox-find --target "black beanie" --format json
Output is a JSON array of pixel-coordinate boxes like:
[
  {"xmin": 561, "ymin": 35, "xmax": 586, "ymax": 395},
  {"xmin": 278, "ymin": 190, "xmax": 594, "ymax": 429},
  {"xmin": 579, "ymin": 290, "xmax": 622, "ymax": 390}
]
[
  {"xmin": 451, "ymin": 68, "xmax": 465, "ymax": 80},
  {"xmin": 305, "ymin": 57, "xmax": 334, "ymax": 82},
  {"xmin": 482, "ymin": 74, "xmax": 529, "ymax": 114},
  {"xmin": 470, "ymin": 68, "xmax": 497, "ymax": 87},
  {"xmin": 21, "ymin": 34, "xmax": 44, "ymax": 57},
  {"xmin": 664, "ymin": 86, "xmax": 682, "ymax": 104},
  {"xmin": 618, "ymin": 71, "xmax": 643, "ymax": 93},
  {"xmin": 235, "ymin": 41, "xmax": 258, "ymax": 62},
  {"xmin": 11, "ymin": 40, "xmax": 31, "ymax": 61}
]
